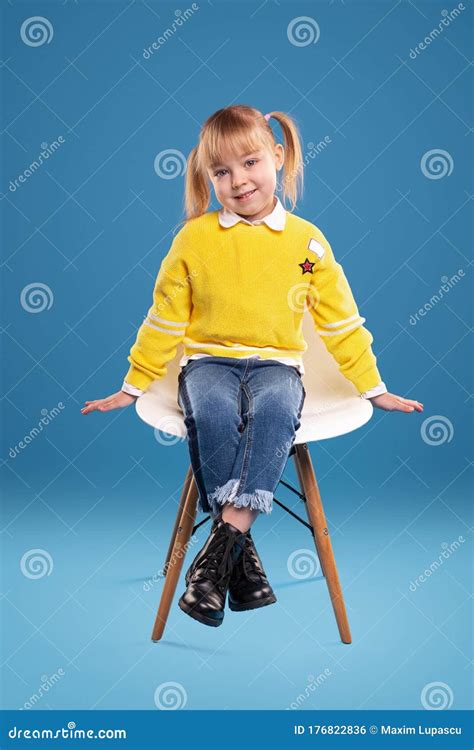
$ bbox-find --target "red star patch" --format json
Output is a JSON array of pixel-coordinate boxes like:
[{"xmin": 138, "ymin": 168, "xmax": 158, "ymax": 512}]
[{"xmin": 298, "ymin": 257, "xmax": 315, "ymax": 274}]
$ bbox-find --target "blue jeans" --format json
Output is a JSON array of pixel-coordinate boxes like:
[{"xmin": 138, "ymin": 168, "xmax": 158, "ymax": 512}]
[{"xmin": 177, "ymin": 356, "xmax": 306, "ymax": 517}]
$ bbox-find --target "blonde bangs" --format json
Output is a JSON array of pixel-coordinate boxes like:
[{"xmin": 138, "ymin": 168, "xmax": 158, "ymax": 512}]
[{"xmin": 199, "ymin": 121, "xmax": 271, "ymax": 173}]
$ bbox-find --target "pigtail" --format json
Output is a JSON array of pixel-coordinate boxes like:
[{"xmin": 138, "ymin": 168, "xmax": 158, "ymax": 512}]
[
  {"xmin": 266, "ymin": 111, "xmax": 304, "ymax": 211},
  {"xmin": 184, "ymin": 145, "xmax": 211, "ymax": 221}
]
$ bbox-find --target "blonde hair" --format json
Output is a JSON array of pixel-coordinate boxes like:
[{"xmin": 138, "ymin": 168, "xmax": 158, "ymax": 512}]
[{"xmin": 183, "ymin": 105, "xmax": 304, "ymax": 221}]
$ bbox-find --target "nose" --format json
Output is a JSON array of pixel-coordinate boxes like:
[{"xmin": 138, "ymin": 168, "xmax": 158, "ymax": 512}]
[{"xmin": 231, "ymin": 170, "xmax": 248, "ymax": 190}]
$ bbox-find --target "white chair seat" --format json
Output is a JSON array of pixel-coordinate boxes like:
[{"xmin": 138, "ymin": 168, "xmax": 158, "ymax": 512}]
[{"xmin": 136, "ymin": 310, "xmax": 373, "ymax": 442}]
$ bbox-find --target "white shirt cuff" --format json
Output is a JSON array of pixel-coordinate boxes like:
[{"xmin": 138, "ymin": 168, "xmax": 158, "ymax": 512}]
[
  {"xmin": 360, "ymin": 381, "xmax": 388, "ymax": 400},
  {"xmin": 121, "ymin": 380, "xmax": 145, "ymax": 397}
]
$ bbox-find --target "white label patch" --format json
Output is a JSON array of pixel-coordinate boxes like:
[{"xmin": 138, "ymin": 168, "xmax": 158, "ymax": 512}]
[{"xmin": 308, "ymin": 238, "xmax": 325, "ymax": 259}]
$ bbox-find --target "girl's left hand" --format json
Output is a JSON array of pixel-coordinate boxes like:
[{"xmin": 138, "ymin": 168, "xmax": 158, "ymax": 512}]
[{"xmin": 369, "ymin": 392, "xmax": 423, "ymax": 412}]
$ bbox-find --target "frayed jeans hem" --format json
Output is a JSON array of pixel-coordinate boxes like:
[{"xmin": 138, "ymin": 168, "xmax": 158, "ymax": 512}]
[{"xmin": 205, "ymin": 477, "xmax": 273, "ymax": 516}]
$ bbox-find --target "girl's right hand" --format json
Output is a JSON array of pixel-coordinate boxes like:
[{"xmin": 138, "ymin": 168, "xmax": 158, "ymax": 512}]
[{"xmin": 80, "ymin": 390, "xmax": 137, "ymax": 415}]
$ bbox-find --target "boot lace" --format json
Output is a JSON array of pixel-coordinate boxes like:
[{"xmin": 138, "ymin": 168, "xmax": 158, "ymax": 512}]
[
  {"xmin": 192, "ymin": 526, "xmax": 241, "ymax": 590},
  {"xmin": 237, "ymin": 534, "xmax": 263, "ymax": 582}
]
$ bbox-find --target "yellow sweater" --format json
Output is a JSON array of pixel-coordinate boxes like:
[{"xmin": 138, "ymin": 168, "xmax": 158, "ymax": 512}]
[{"xmin": 124, "ymin": 210, "xmax": 383, "ymax": 394}]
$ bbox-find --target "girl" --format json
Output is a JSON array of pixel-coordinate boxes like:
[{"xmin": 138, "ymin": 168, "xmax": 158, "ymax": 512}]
[{"xmin": 81, "ymin": 105, "xmax": 423, "ymax": 629}]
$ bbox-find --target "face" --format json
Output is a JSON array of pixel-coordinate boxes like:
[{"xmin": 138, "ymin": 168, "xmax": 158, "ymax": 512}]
[{"xmin": 206, "ymin": 142, "xmax": 284, "ymax": 222}]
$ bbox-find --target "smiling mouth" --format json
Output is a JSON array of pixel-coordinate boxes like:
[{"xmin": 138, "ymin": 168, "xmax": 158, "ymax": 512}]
[{"xmin": 235, "ymin": 189, "xmax": 257, "ymax": 201}]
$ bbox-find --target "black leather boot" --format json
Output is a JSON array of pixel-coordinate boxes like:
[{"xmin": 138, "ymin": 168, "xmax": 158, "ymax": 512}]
[
  {"xmin": 228, "ymin": 530, "xmax": 277, "ymax": 611},
  {"xmin": 178, "ymin": 518, "xmax": 246, "ymax": 627}
]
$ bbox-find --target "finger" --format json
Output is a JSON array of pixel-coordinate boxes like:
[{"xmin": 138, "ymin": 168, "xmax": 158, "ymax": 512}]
[
  {"xmin": 388, "ymin": 398, "xmax": 415, "ymax": 412},
  {"xmin": 82, "ymin": 403, "xmax": 101, "ymax": 413},
  {"xmin": 402, "ymin": 400, "xmax": 423, "ymax": 411}
]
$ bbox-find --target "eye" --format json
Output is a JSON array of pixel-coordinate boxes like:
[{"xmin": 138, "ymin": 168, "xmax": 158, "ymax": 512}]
[
  {"xmin": 214, "ymin": 168, "xmax": 227, "ymax": 178},
  {"xmin": 245, "ymin": 159, "xmax": 258, "ymax": 167}
]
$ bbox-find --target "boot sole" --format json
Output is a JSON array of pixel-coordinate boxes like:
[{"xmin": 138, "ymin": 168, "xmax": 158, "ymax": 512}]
[
  {"xmin": 178, "ymin": 597, "xmax": 224, "ymax": 628},
  {"xmin": 228, "ymin": 594, "xmax": 277, "ymax": 612}
]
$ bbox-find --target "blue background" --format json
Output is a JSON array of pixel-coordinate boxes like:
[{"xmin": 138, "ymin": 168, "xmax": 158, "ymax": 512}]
[{"xmin": 1, "ymin": 0, "xmax": 472, "ymax": 715}]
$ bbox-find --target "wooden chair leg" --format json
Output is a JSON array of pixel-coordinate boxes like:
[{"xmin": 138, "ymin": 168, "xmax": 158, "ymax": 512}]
[
  {"xmin": 293, "ymin": 451, "xmax": 327, "ymax": 580},
  {"xmin": 293, "ymin": 444, "xmax": 352, "ymax": 645},
  {"xmin": 163, "ymin": 465, "xmax": 193, "ymax": 575},
  {"xmin": 151, "ymin": 468, "xmax": 198, "ymax": 642}
]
